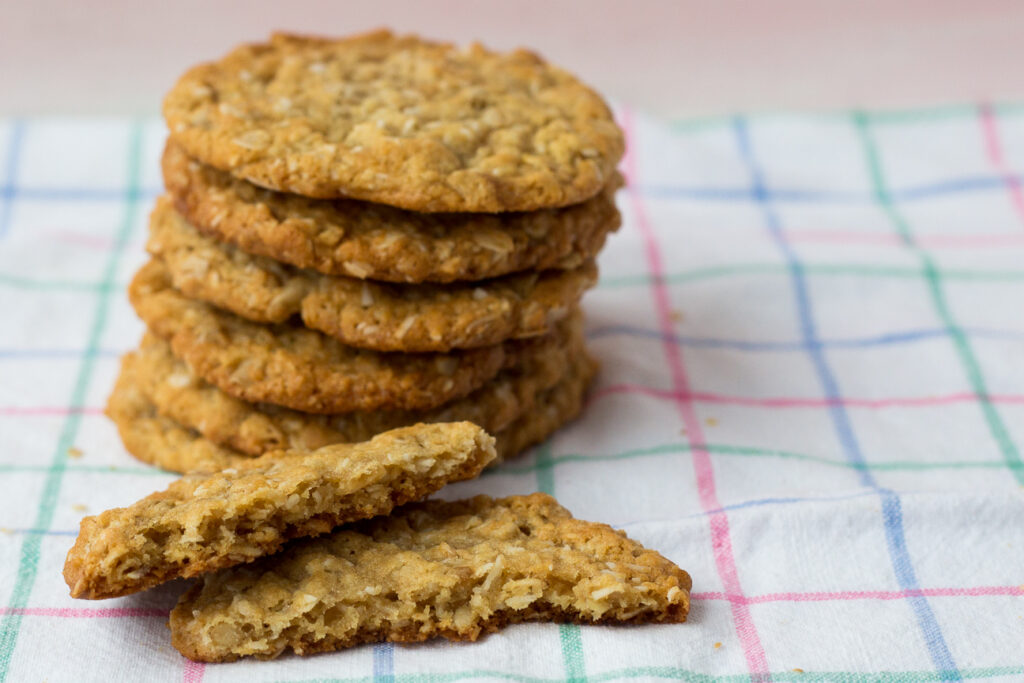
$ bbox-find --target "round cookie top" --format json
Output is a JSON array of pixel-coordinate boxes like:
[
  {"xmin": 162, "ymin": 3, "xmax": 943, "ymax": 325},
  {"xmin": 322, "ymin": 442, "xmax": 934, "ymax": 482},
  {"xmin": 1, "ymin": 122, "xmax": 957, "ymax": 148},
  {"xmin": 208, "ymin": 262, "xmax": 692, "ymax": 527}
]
[{"xmin": 163, "ymin": 31, "xmax": 624, "ymax": 212}]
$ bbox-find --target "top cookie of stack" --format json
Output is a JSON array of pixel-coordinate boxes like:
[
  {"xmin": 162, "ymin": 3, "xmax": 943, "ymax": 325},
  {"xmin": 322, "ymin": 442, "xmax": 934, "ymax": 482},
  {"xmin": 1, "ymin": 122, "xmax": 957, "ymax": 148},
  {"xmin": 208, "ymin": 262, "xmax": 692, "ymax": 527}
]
[
  {"xmin": 164, "ymin": 30, "xmax": 623, "ymax": 214},
  {"xmin": 111, "ymin": 31, "xmax": 623, "ymax": 473}
]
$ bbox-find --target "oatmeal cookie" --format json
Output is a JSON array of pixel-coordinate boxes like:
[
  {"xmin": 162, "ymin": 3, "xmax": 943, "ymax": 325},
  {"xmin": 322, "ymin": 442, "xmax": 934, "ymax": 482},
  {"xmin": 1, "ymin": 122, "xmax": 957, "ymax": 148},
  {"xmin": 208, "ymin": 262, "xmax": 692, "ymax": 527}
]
[
  {"xmin": 106, "ymin": 346, "xmax": 597, "ymax": 474},
  {"xmin": 105, "ymin": 358, "xmax": 241, "ymax": 474},
  {"xmin": 170, "ymin": 493, "xmax": 690, "ymax": 661},
  {"xmin": 163, "ymin": 31, "xmax": 624, "ymax": 212},
  {"xmin": 122, "ymin": 327, "xmax": 582, "ymax": 458},
  {"xmin": 64, "ymin": 422, "xmax": 495, "ymax": 599},
  {"xmin": 129, "ymin": 258, "xmax": 577, "ymax": 413},
  {"xmin": 163, "ymin": 141, "xmax": 621, "ymax": 283},
  {"xmin": 148, "ymin": 196, "xmax": 596, "ymax": 352}
]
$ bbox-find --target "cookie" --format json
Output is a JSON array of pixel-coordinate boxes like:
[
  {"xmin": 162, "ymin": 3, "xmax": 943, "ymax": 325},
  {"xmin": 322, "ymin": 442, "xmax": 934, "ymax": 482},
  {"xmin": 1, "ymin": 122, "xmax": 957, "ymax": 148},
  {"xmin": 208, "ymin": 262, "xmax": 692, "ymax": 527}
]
[
  {"xmin": 169, "ymin": 493, "xmax": 690, "ymax": 661},
  {"xmin": 129, "ymin": 258, "xmax": 578, "ymax": 413},
  {"xmin": 64, "ymin": 422, "xmax": 496, "ymax": 600},
  {"xmin": 105, "ymin": 362, "xmax": 242, "ymax": 474},
  {"xmin": 486, "ymin": 352, "xmax": 597, "ymax": 459},
  {"xmin": 148, "ymin": 196, "xmax": 597, "ymax": 352},
  {"xmin": 163, "ymin": 31, "xmax": 624, "ymax": 212},
  {"xmin": 106, "ymin": 346, "xmax": 597, "ymax": 474},
  {"xmin": 120, "ymin": 324, "xmax": 583, "ymax": 457},
  {"xmin": 163, "ymin": 142, "xmax": 621, "ymax": 284}
]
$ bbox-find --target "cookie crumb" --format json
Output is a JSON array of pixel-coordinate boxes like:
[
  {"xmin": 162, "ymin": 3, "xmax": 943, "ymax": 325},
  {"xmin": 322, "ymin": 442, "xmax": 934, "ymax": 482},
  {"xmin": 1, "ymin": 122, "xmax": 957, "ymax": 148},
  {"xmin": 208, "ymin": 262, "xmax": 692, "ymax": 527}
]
[
  {"xmin": 705, "ymin": 417, "xmax": 719, "ymax": 427},
  {"xmin": 72, "ymin": 504, "xmax": 88, "ymax": 512},
  {"xmin": 793, "ymin": 669, "xmax": 805, "ymax": 674},
  {"xmin": 67, "ymin": 447, "xmax": 84, "ymax": 459},
  {"xmin": 713, "ymin": 642, "xmax": 722, "ymax": 649},
  {"xmin": 670, "ymin": 310, "xmax": 684, "ymax": 323},
  {"xmin": 0, "ymin": 527, "xmax": 12, "ymax": 535}
]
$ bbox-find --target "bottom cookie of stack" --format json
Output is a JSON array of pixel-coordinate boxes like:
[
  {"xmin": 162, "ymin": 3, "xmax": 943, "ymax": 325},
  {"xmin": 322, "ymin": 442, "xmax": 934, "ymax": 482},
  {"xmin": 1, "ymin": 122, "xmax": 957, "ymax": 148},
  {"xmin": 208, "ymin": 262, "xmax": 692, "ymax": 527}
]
[{"xmin": 107, "ymin": 334, "xmax": 597, "ymax": 475}]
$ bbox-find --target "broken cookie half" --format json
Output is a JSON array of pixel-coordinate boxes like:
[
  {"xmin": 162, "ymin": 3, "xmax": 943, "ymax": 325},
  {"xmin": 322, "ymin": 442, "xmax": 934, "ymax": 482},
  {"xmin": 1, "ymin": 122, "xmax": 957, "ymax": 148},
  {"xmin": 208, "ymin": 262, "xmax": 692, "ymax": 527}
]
[
  {"xmin": 170, "ymin": 493, "xmax": 691, "ymax": 662},
  {"xmin": 64, "ymin": 422, "xmax": 496, "ymax": 599}
]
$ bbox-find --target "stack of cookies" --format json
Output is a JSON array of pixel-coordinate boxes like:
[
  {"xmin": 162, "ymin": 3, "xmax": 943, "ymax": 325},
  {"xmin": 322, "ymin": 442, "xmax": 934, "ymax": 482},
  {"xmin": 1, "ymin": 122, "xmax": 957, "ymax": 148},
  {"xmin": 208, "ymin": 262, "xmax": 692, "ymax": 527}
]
[
  {"xmin": 107, "ymin": 31, "xmax": 625, "ymax": 475},
  {"xmin": 68, "ymin": 32, "xmax": 692, "ymax": 664}
]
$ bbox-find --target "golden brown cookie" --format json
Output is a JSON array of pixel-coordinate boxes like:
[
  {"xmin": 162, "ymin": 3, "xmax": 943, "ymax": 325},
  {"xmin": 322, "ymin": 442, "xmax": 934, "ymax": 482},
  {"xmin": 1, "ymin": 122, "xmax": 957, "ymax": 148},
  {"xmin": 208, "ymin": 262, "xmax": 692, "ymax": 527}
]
[
  {"xmin": 119, "ymin": 326, "xmax": 583, "ymax": 458},
  {"xmin": 64, "ymin": 422, "xmax": 495, "ymax": 600},
  {"xmin": 129, "ymin": 258, "xmax": 578, "ymax": 413},
  {"xmin": 105, "ymin": 361, "xmax": 241, "ymax": 474},
  {"xmin": 105, "ymin": 346, "xmax": 597, "ymax": 474},
  {"xmin": 148, "ymin": 196, "xmax": 597, "ymax": 352},
  {"xmin": 163, "ymin": 31, "xmax": 624, "ymax": 212},
  {"xmin": 163, "ymin": 142, "xmax": 621, "ymax": 283},
  {"xmin": 488, "ymin": 353, "xmax": 597, "ymax": 459},
  {"xmin": 169, "ymin": 493, "xmax": 690, "ymax": 661}
]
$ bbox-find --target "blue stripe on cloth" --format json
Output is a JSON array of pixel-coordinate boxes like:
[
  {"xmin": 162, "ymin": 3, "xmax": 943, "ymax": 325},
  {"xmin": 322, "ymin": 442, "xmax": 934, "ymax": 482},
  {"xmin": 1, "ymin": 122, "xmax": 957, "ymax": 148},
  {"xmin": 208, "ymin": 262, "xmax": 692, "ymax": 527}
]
[
  {"xmin": 734, "ymin": 116, "xmax": 963, "ymax": 682},
  {"xmin": 585, "ymin": 325, "xmax": 1024, "ymax": 352},
  {"xmin": 636, "ymin": 174, "xmax": 1019, "ymax": 204},
  {"xmin": 0, "ymin": 120, "xmax": 26, "ymax": 240},
  {"xmin": 0, "ymin": 179, "xmax": 1015, "ymax": 213},
  {"xmin": 372, "ymin": 642, "xmax": 394, "ymax": 683}
]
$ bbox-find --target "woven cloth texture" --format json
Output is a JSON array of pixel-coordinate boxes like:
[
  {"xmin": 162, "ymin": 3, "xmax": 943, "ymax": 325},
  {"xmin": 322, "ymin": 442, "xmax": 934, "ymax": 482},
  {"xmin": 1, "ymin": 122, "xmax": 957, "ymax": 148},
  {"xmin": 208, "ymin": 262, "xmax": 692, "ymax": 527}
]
[{"xmin": 1, "ymin": 105, "xmax": 1024, "ymax": 681}]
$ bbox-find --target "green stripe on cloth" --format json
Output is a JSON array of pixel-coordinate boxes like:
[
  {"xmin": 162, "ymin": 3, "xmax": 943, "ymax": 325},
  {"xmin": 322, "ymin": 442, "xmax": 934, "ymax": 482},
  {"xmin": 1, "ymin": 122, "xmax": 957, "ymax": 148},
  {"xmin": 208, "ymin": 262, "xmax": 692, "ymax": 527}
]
[
  {"xmin": 495, "ymin": 441, "xmax": 1020, "ymax": 476},
  {"xmin": 853, "ymin": 111, "xmax": 1024, "ymax": 486},
  {"xmin": 534, "ymin": 442, "xmax": 588, "ymax": 682},
  {"xmin": 2, "ymin": 263, "xmax": 1024, "ymax": 293},
  {"xmin": 0, "ymin": 122, "xmax": 144, "ymax": 681},
  {"xmin": 0, "ymin": 440, "xmax": 1017, "ymax": 480}
]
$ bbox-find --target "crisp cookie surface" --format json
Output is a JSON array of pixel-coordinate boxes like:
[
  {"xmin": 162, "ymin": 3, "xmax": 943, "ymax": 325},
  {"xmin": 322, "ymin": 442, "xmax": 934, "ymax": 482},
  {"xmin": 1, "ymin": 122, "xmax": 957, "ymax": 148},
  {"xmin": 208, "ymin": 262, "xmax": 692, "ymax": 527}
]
[
  {"xmin": 169, "ymin": 493, "xmax": 690, "ymax": 661},
  {"xmin": 64, "ymin": 422, "xmax": 495, "ymax": 600},
  {"xmin": 163, "ymin": 31, "xmax": 624, "ymax": 212},
  {"xmin": 149, "ymin": 197, "xmax": 597, "ymax": 352},
  {"xmin": 164, "ymin": 142, "xmax": 621, "ymax": 283},
  {"xmin": 123, "ymin": 326, "xmax": 582, "ymax": 459},
  {"xmin": 487, "ymin": 352, "xmax": 597, "ymax": 460},
  {"xmin": 106, "ymin": 346, "xmax": 597, "ymax": 474},
  {"xmin": 105, "ymin": 358, "xmax": 243, "ymax": 474},
  {"xmin": 130, "ymin": 259, "xmax": 577, "ymax": 413}
]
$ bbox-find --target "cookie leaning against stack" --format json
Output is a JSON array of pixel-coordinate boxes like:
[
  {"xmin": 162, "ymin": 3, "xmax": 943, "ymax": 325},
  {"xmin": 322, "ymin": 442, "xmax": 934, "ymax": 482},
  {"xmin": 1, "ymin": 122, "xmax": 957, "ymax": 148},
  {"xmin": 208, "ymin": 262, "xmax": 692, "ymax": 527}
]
[
  {"xmin": 109, "ymin": 29, "xmax": 624, "ymax": 473},
  {"xmin": 77, "ymin": 31, "xmax": 688, "ymax": 662}
]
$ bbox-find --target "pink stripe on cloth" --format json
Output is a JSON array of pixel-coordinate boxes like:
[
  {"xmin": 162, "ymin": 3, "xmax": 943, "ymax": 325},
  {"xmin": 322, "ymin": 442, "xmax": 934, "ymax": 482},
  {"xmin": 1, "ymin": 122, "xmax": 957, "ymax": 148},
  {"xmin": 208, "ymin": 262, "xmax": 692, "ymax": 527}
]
[
  {"xmin": 979, "ymin": 102, "xmax": 1024, "ymax": 225},
  {"xmin": 593, "ymin": 384, "xmax": 1024, "ymax": 409},
  {"xmin": 0, "ymin": 607, "xmax": 168, "ymax": 617},
  {"xmin": 182, "ymin": 659, "xmax": 205, "ymax": 683},
  {"xmin": 13, "ymin": 388, "xmax": 1024, "ymax": 420},
  {"xmin": 693, "ymin": 585, "xmax": 1024, "ymax": 603},
  {"xmin": 621, "ymin": 107, "xmax": 772, "ymax": 682}
]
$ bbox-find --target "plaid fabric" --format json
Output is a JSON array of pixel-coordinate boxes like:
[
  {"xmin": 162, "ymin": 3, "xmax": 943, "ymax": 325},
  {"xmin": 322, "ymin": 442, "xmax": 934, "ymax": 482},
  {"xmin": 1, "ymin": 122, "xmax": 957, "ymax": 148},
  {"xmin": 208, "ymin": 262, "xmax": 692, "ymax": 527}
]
[{"xmin": 1, "ymin": 105, "xmax": 1024, "ymax": 682}]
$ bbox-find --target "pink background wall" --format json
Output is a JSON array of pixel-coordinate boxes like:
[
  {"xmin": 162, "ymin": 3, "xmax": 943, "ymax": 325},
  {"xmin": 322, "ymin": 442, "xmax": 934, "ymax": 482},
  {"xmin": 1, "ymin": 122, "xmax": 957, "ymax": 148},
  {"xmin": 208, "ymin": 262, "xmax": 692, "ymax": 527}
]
[{"xmin": 3, "ymin": 0, "xmax": 1023, "ymax": 117}]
